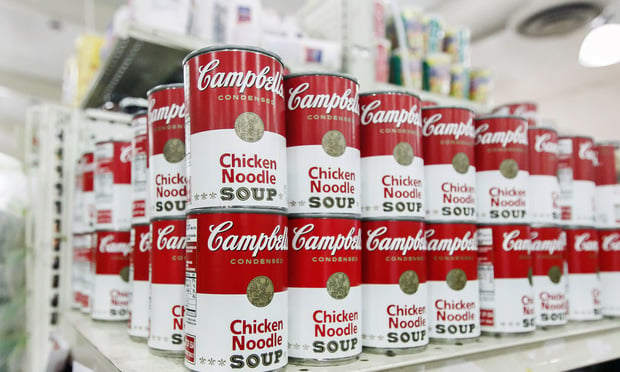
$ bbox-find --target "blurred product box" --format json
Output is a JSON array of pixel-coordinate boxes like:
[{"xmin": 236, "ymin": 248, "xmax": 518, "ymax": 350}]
[
  {"xmin": 261, "ymin": 34, "xmax": 342, "ymax": 71},
  {"xmin": 129, "ymin": 0, "xmax": 192, "ymax": 35}
]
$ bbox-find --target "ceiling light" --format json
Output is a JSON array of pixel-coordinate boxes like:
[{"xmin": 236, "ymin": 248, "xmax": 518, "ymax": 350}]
[{"xmin": 579, "ymin": 23, "xmax": 620, "ymax": 67}]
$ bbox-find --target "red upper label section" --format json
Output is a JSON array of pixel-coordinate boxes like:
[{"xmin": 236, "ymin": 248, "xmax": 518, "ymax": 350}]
[
  {"xmin": 132, "ymin": 115, "xmax": 148, "ymax": 156},
  {"xmin": 530, "ymin": 226, "xmax": 565, "ymax": 276},
  {"xmin": 425, "ymin": 223, "xmax": 478, "ymax": 281},
  {"xmin": 474, "ymin": 116, "xmax": 529, "ymax": 172},
  {"xmin": 289, "ymin": 217, "xmax": 361, "ymax": 288},
  {"xmin": 599, "ymin": 229, "xmax": 620, "ymax": 272},
  {"xmin": 185, "ymin": 50, "xmax": 285, "ymax": 136},
  {"xmin": 528, "ymin": 128, "xmax": 558, "ymax": 176},
  {"xmin": 285, "ymin": 74, "xmax": 360, "ymax": 148},
  {"xmin": 95, "ymin": 230, "xmax": 130, "ymax": 275},
  {"xmin": 492, "ymin": 102, "xmax": 537, "ymax": 127},
  {"xmin": 362, "ymin": 220, "xmax": 426, "ymax": 284},
  {"xmin": 148, "ymin": 86, "xmax": 186, "ymax": 156},
  {"xmin": 151, "ymin": 219, "xmax": 186, "ymax": 285},
  {"xmin": 559, "ymin": 137, "xmax": 597, "ymax": 182},
  {"xmin": 565, "ymin": 228, "xmax": 599, "ymax": 274},
  {"xmin": 594, "ymin": 145, "xmax": 617, "ymax": 186},
  {"xmin": 421, "ymin": 107, "xmax": 475, "ymax": 166},
  {"xmin": 82, "ymin": 152, "xmax": 94, "ymax": 192},
  {"xmin": 359, "ymin": 92, "xmax": 422, "ymax": 158},
  {"xmin": 478, "ymin": 225, "xmax": 531, "ymax": 279},
  {"xmin": 95, "ymin": 141, "xmax": 131, "ymax": 184},
  {"xmin": 131, "ymin": 224, "xmax": 151, "ymax": 281}
]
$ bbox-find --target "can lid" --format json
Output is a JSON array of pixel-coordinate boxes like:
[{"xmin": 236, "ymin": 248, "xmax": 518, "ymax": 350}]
[
  {"xmin": 146, "ymin": 83, "xmax": 184, "ymax": 97},
  {"xmin": 527, "ymin": 125, "xmax": 558, "ymax": 133},
  {"xmin": 183, "ymin": 45, "xmax": 284, "ymax": 67},
  {"xmin": 475, "ymin": 114, "xmax": 527, "ymax": 122},
  {"xmin": 493, "ymin": 101, "xmax": 537, "ymax": 109},
  {"xmin": 359, "ymin": 90, "xmax": 421, "ymax": 100},
  {"xmin": 594, "ymin": 140, "xmax": 620, "ymax": 148},
  {"xmin": 560, "ymin": 224, "xmax": 598, "ymax": 230},
  {"xmin": 421, "ymin": 105, "xmax": 476, "ymax": 113},
  {"xmin": 558, "ymin": 134, "xmax": 594, "ymax": 141},
  {"xmin": 284, "ymin": 71, "xmax": 359, "ymax": 84}
]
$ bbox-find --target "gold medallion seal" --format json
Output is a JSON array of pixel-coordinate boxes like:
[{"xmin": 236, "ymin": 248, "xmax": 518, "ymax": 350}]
[
  {"xmin": 246, "ymin": 276, "xmax": 274, "ymax": 308},
  {"xmin": 399, "ymin": 270, "xmax": 420, "ymax": 295},
  {"xmin": 393, "ymin": 142, "xmax": 414, "ymax": 166},
  {"xmin": 120, "ymin": 266, "xmax": 130, "ymax": 282},
  {"xmin": 499, "ymin": 159, "xmax": 519, "ymax": 179},
  {"xmin": 452, "ymin": 152, "xmax": 470, "ymax": 174},
  {"xmin": 163, "ymin": 138, "xmax": 186, "ymax": 163},
  {"xmin": 548, "ymin": 266, "xmax": 561, "ymax": 284},
  {"xmin": 327, "ymin": 272, "xmax": 350, "ymax": 299},
  {"xmin": 446, "ymin": 268, "xmax": 467, "ymax": 291},
  {"xmin": 235, "ymin": 112, "xmax": 265, "ymax": 143},
  {"xmin": 322, "ymin": 130, "xmax": 347, "ymax": 157}
]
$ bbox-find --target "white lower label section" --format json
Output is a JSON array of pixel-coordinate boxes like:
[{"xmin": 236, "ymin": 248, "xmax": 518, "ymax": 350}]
[
  {"xmin": 424, "ymin": 164, "xmax": 476, "ymax": 222},
  {"xmin": 480, "ymin": 277, "xmax": 535, "ymax": 333},
  {"xmin": 95, "ymin": 184, "xmax": 132, "ymax": 230},
  {"xmin": 361, "ymin": 284, "xmax": 428, "ymax": 349},
  {"xmin": 81, "ymin": 263, "xmax": 93, "ymax": 314},
  {"xmin": 533, "ymin": 275, "xmax": 567, "ymax": 326},
  {"xmin": 560, "ymin": 180, "xmax": 596, "ymax": 225},
  {"xmin": 567, "ymin": 273, "xmax": 602, "ymax": 320},
  {"xmin": 476, "ymin": 170, "xmax": 528, "ymax": 224},
  {"xmin": 288, "ymin": 287, "xmax": 361, "ymax": 360},
  {"xmin": 596, "ymin": 185, "xmax": 620, "ymax": 228},
  {"xmin": 428, "ymin": 280, "xmax": 480, "ymax": 340},
  {"xmin": 528, "ymin": 175, "xmax": 560, "ymax": 224},
  {"xmin": 190, "ymin": 130, "xmax": 287, "ymax": 210},
  {"xmin": 361, "ymin": 156, "xmax": 424, "ymax": 219},
  {"xmin": 288, "ymin": 146, "xmax": 361, "ymax": 215},
  {"xmin": 149, "ymin": 283, "xmax": 185, "ymax": 352},
  {"xmin": 91, "ymin": 274, "xmax": 130, "ymax": 320},
  {"xmin": 150, "ymin": 154, "xmax": 187, "ymax": 219},
  {"xmin": 600, "ymin": 272, "xmax": 620, "ymax": 316},
  {"xmin": 185, "ymin": 291, "xmax": 287, "ymax": 371},
  {"xmin": 82, "ymin": 192, "xmax": 95, "ymax": 230},
  {"xmin": 129, "ymin": 280, "xmax": 149, "ymax": 338}
]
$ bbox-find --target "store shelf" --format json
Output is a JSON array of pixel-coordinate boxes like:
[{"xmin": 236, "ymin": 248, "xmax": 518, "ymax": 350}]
[{"xmin": 61, "ymin": 310, "xmax": 620, "ymax": 372}]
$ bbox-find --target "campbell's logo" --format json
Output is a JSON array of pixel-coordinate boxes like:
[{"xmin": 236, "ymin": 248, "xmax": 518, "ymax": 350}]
[
  {"xmin": 82, "ymin": 159, "xmax": 95, "ymax": 173},
  {"xmin": 578, "ymin": 142, "xmax": 598, "ymax": 166},
  {"xmin": 425, "ymin": 229, "xmax": 477, "ymax": 255},
  {"xmin": 156, "ymin": 224, "xmax": 186, "ymax": 250},
  {"xmin": 291, "ymin": 223, "xmax": 361, "ymax": 255},
  {"xmin": 139, "ymin": 232, "xmax": 151, "ymax": 253},
  {"xmin": 534, "ymin": 133, "xmax": 559, "ymax": 155},
  {"xmin": 360, "ymin": 99, "xmax": 421, "ymax": 128},
  {"xmin": 602, "ymin": 233, "xmax": 620, "ymax": 251},
  {"xmin": 494, "ymin": 105, "xmax": 537, "ymax": 121},
  {"xmin": 197, "ymin": 59, "xmax": 283, "ymax": 97},
  {"xmin": 475, "ymin": 123, "xmax": 528, "ymax": 147},
  {"xmin": 574, "ymin": 232, "xmax": 599, "ymax": 252},
  {"xmin": 120, "ymin": 145, "xmax": 132, "ymax": 163},
  {"xmin": 148, "ymin": 98, "xmax": 186, "ymax": 124},
  {"xmin": 207, "ymin": 221, "xmax": 287, "ymax": 257},
  {"xmin": 501, "ymin": 229, "xmax": 531, "ymax": 252},
  {"xmin": 365, "ymin": 227, "xmax": 425, "ymax": 255},
  {"xmin": 422, "ymin": 113, "xmax": 475, "ymax": 140},
  {"xmin": 529, "ymin": 230, "xmax": 565, "ymax": 254},
  {"xmin": 99, "ymin": 235, "xmax": 130, "ymax": 256},
  {"xmin": 287, "ymin": 82, "xmax": 359, "ymax": 115}
]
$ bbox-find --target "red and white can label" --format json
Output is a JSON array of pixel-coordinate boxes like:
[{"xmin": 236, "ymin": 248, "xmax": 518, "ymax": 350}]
[
  {"xmin": 558, "ymin": 137, "xmax": 597, "ymax": 225},
  {"xmin": 184, "ymin": 212, "xmax": 287, "ymax": 371},
  {"xmin": 286, "ymin": 74, "xmax": 361, "ymax": 215},
  {"xmin": 359, "ymin": 92, "xmax": 424, "ymax": 219},
  {"xmin": 528, "ymin": 128, "xmax": 560, "ymax": 223},
  {"xmin": 477, "ymin": 225, "xmax": 534, "ymax": 333},
  {"xmin": 362, "ymin": 220, "xmax": 427, "ymax": 349},
  {"xmin": 184, "ymin": 48, "xmax": 287, "ymax": 211},
  {"xmin": 426, "ymin": 223, "xmax": 480, "ymax": 340},
  {"xmin": 129, "ymin": 224, "xmax": 150, "ymax": 338},
  {"xmin": 71, "ymin": 233, "xmax": 88, "ymax": 308},
  {"xmin": 594, "ymin": 144, "xmax": 619, "ymax": 227},
  {"xmin": 149, "ymin": 218, "xmax": 186, "ymax": 352},
  {"xmin": 81, "ymin": 232, "xmax": 95, "ymax": 313},
  {"xmin": 82, "ymin": 152, "xmax": 95, "ymax": 230},
  {"xmin": 565, "ymin": 228, "xmax": 602, "ymax": 320},
  {"xmin": 72, "ymin": 159, "xmax": 84, "ymax": 234},
  {"xmin": 131, "ymin": 114, "xmax": 148, "ymax": 224},
  {"xmin": 95, "ymin": 141, "xmax": 132, "ymax": 230},
  {"xmin": 530, "ymin": 226, "xmax": 567, "ymax": 326},
  {"xmin": 599, "ymin": 229, "xmax": 620, "ymax": 316},
  {"xmin": 288, "ymin": 217, "xmax": 361, "ymax": 360},
  {"xmin": 475, "ymin": 116, "xmax": 529, "ymax": 224},
  {"xmin": 491, "ymin": 102, "xmax": 538, "ymax": 127},
  {"xmin": 148, "ymin": 85, "xmax": 188, "ymax": 219},
  {"xmin": 422, "ymin": 107, "xmax": 476, "ymax": 222},
  {"xmin": 92, "ymin": 231, "xmax": 131, "ymax": 320}
]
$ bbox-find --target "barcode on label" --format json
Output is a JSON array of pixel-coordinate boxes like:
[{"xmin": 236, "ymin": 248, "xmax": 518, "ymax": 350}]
[
  {"xmin": 478, "ymin": 263, "xmax": 495, "ymax": 295},
  {"xmin": 95, "ymin": 173, "xmax": 113, "ymax": 201},
  {"xmin": 557, "ymin": 168, "xmax": 573, "ymax": 194},
  {"xmin": 185, "ymin": 272, "xmax": 197, "ymax": 317}
]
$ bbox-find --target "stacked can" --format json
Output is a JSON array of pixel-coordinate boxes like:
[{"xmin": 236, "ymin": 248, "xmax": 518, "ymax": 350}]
[
  {"xmin": 183, "ymin": 46, "xmax": 288, "ymax": 371},
  {"xmin": 558, "ymin": 135, "xmax": 601, "ymax": 320},
  {"xmin": 71, "ymin": 156, "xmax": 85, "ymax": 309},
  {"xmin": 92, "ymin": 130, "xmax": 133, "ymax": 321},
  {"xmin": 594, "ymin": 143, "xmax": 620, "ymax": 317},
  {"xmin": 285, "ymin": 72, "xmax": 361, "ymax": 365},
  {"xmin": 128, "ymin": 111, "xmax": 150, "ymax": 341},
  {"xmin": 147, "ymin": 84, "xmax": 188, "ymax": 355},
  {"xmin": 421, "ymin": 106, "xmax": 480, "ymax": 342},
  {"xmin": 475, "ymin": 115, "xmax": 534, "ymax": 335},
  {"xmin": 528, "ymin": 127, "xmax": 567, "ymax": 327},
  {"xmin": 492, "ymin": 102, "xmax": 539, "ymax": 127},
  {"xmin": 359, "ymin": 91, "xmax": 428, "ymax": 354},
  {"xmin": 81, "ymin": 150, "xmax": 96, "ymax": 313}
]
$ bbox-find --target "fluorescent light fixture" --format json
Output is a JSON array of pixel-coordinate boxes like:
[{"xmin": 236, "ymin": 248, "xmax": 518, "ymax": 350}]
[{"xmin": 579, "ymin": 23, "xmax": 620, "ymax": 67}]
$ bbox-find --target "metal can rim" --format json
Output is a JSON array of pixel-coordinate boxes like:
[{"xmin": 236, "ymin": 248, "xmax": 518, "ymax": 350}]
[
  {"xmin": 492, "ymin": 101, "xmax": 537, "ymax": 109},
  {"xmin": 474, "ymin": 114, "xmax": 527, "ymax": 122},
  {"xmin": 284, "ymin": 71, "xmax": 359, "ymax": 84},
  {"xmin": 359, "ymin": 90, "xmax": 421, "ymax": 100},
  {"xmin": 421, "ymin": 105, "xmax": 476, "ymax": 113},
  {"xmin": 182, "ymin": 45, "xmax": 284, "ymax": 67},
  {"xmin": 187, "ymin": 207, "xmax": 287, "ymax": 217},
  {"xmin": 528, "ymin": 126, "xmax": 557, "ymax": 133},
  {"xmin": 146, "ymin": 83, "xmax": 184, "ymax": 97},
  {"xmin": 558, "ymin": 135, "xmax": 594, "ymax": 141}
]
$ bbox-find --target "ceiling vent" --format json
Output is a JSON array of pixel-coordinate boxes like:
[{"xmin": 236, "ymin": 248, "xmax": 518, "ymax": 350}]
[{"xmin": 516, "ymin": 1, "xmax": 604, "ymax": 37}]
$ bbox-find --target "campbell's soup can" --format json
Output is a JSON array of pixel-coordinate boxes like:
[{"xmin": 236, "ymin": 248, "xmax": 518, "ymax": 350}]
[
  {"xmin": 491, "ymin": 102, "xmax": 538, "ymax": 127},
  {"xmin": 426, "ymin": 223, "xmax": 480, "ymax": 341},
  {"xmin": 530, "ymin": 226, "xmax": 567, "ymax": 327},
  {"xmin": 362, "ymin": 220, "xmax": 428, "ymax": 352},
  {"xmin": 131, "ymin": 112, "xmax": 149, "ymax": 224},
  {"xmin": 91, "ymin": 230, "xmax": 131, "ymax": 321},
  {"xmin": 558, "ymin": 136, "xmax": 597, "ymax": 225},
  {"xmin": 149, "ymin": 218, "xmax": 186, "ymax": 354},
  {"xmin": 421, "ymin": 100, "xmax": 438, "ymax": 108},
  {"xmin": 594, "ymin": 144, "xmax": 620, "ymax": 228},
  {"xmin": 564, "ymin": 227, "xmax": 602, "ymax": 320},
  {"xmin": 528, "ymin": 127, "xmax": 560, "ymax": 224},
  {"xmin": 475, "ymin": 116, "xmax": 529, "ymax": 224},
  {"xmin": 71, "ymin": 233, "xmax": 87, "ymax": 309},
  {"xmin": 422, "ymin": 107, "xmax": 476, "ymax": 222},
  {"xmin": 147, "ymin": 84, "xmax": 188, "ymax": 219},
  {"xmin": 81, "ymin": 232, "xmax": 95, "ymax": 314},
  {"xmin": 288, "ymin": 216, "xmax": 361, "ymax": 364},
  {"xmin": 286, "ymin": 73, "xmax": 360, "ymax": 216},
  {"xmin": 82, "ymin": 152, "xmax": 96, "ymax": 230},
  {"xmin": 95, "ymin": 141, "xmax": 132, "ymax": 230},
  {"xmin": 72, "ymin": 159, "xmax": 84, "ymax": 235},
  {"xmin": 359, "ymin": 91, "xmax": 424, "ymax": 220},
  {"xmin": 183, "ymin": 46, "xmax": 286, "ymax": 211},
  {"xmin": 599, "ymin": 229, "xmax": 620, "ymax": 317},
  {"xmin": 477, "ymin": 224, "xmax": 534, "ymax": 334},
  {"xmin": 128, "ymin": 223, "xmax": 150, "ymax": 340},
  {"xmin": 184, "ymin": 211, "xmax": 288, "ymax": 371}
]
